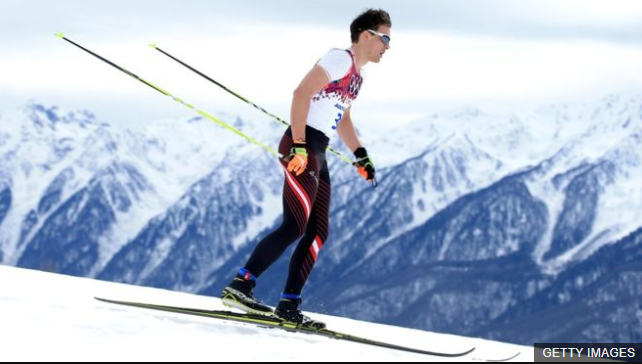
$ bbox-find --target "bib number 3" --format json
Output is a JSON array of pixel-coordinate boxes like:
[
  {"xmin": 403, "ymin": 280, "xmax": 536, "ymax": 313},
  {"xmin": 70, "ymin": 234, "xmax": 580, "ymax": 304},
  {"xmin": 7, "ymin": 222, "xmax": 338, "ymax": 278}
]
[{"xmin": 332, "ymin": 112, "xmax": 343, "ymax": 130}]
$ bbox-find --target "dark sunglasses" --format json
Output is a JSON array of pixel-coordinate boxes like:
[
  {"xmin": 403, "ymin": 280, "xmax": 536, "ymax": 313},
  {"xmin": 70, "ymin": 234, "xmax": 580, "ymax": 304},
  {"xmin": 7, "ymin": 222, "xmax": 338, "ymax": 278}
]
[{"xmin": 367, "ymin": 29, "xmax": 390, "ymax": 46}]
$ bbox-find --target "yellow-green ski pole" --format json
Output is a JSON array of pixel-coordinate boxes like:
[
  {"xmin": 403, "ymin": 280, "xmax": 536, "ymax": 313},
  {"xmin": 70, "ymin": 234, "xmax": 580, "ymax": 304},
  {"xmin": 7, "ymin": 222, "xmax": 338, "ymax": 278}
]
[
  {"xmin": 149, "ymin": 43, "xmax": 354, "ymax": 166},
  {"xmin": 55, "ymin": 33, "xmax": 281, "ymax": 159}
]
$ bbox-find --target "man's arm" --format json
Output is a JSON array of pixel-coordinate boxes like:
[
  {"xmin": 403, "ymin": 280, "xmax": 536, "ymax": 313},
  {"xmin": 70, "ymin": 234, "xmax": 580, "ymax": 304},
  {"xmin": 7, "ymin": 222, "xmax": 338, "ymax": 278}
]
[
  {"xmin": 290, "ymin": 65, "xmax": 330, "ymax": 142},
  {"xmin": 338, "ymin": 107, "xmax": 376, "ymax": 183},
  {"xmin": 336, "ymin": 106, "xmax": 362, "ymax": 152}
]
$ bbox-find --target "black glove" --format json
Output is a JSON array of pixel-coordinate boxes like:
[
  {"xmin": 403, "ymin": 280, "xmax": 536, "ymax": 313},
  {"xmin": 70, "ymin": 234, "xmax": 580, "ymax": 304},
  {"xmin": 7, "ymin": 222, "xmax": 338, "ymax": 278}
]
[{"xmin": 353, "ymin": 147, "xmax": 375, "ymax": 182}]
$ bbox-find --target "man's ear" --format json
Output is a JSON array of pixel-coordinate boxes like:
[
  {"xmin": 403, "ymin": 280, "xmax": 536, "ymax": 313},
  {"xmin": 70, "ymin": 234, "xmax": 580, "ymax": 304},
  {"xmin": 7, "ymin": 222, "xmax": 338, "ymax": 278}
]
[{"xmin": 357, "ymin": 29, "xmax": 368, "ymax": 44}]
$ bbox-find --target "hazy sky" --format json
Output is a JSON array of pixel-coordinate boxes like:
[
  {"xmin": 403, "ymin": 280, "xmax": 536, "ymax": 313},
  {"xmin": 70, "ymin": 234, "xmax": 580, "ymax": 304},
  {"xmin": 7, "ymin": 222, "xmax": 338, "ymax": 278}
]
[{"xmin": 2, "ymin": 0, "xmax": 642, "ymax": 129}]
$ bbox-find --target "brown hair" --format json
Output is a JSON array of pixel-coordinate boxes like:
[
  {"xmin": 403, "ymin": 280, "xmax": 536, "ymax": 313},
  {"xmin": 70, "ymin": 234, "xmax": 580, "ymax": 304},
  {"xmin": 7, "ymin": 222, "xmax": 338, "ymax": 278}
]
[{"xmin": 350, "ymin": 9, "xmax": 392, "ymax": 43}]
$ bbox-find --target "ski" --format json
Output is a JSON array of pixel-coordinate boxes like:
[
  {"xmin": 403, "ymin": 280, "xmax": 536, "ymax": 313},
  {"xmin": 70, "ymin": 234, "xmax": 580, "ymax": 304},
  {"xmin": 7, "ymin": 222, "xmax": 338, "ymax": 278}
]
[
  {"xmin": 474, "ymin": 352, "xmax": 521, "ymax": 362},
  {"xmin": 95, "ymin": 297, "xmax": 475, "ymax": 358}
]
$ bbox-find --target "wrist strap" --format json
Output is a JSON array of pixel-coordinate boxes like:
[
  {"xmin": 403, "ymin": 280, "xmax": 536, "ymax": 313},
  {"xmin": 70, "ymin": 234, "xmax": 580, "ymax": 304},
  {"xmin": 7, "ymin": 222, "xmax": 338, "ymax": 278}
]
[{"xmin": 292, "ymin": 142, "xmax": 308, "ymax": 156}]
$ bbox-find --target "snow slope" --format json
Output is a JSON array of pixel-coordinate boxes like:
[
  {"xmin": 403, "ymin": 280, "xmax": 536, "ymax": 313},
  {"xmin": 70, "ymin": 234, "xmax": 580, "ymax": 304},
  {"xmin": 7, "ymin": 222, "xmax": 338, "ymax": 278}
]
[{"xmin": 0, "ymin": 264, "xmax": 530, "ymax": 362}]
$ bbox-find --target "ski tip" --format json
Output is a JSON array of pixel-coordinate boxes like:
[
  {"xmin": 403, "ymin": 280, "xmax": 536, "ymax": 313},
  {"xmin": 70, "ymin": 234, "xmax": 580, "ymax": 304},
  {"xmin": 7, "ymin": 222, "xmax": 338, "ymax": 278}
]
[
  {"xmin": 464, "ymin": 347, "xmax": 477, "ymax": 356},
  {"xmin": 471, "ymin": 351, "xmax": 521, "ymax": 362},
  {"xmin": 149, "ymin": 42, "xmax": 158, "ymax": 49},
  {"xmin": 54, "ymin": 32, "xmax": 65, "ymax": 39},
  {"xmin": 485, "ymin": 352, "xmax": 521, "ymax": 362}
]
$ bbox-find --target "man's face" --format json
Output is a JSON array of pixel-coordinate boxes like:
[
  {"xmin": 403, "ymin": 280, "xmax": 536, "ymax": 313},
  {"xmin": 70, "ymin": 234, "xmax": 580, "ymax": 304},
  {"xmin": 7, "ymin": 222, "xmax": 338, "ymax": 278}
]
[{"xmin": 367, "ymin": 25, "xmax": 391, "ymax": 63}]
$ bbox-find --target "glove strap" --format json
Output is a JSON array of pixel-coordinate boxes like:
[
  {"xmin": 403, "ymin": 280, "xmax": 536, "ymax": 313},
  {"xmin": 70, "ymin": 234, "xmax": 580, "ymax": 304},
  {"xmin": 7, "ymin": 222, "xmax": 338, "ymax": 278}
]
[
  {"xmin": 357, "ymin": 158, "xmax": 373, "ymax": 169},
  {"xmin": 292, "ymin": 142, "xmax": 308, "ymax": 157}
]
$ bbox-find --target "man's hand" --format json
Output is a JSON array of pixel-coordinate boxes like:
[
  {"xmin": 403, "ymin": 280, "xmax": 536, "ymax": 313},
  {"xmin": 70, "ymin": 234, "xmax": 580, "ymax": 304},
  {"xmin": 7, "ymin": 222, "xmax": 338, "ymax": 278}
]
[
  {"xmin": 353, "ymin": 147, "xmax": 375, "ymax": 182},
  {"xmin": 287, "ymin": 142, "xmax": 308, "ymax": 176}
]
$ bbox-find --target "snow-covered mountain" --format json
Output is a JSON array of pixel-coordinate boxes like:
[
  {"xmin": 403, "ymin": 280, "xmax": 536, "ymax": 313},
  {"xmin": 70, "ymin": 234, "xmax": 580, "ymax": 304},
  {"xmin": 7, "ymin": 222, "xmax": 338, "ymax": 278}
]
[
  {"xmin": 1, "ymin": 93, "xmax": 640, "ymax": 346},
  {"xmin": 0, "ymin": 265, "xmax": 529, "ymax": 361},
  {"xmin": 0, "ymin": 103, "xmax": 284, "ymax": 280}
]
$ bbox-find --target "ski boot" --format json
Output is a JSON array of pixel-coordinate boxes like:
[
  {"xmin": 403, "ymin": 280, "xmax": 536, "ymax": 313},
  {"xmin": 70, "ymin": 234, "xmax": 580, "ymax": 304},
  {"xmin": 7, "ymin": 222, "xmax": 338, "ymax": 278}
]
[
  {"xmin": 275, "ymin": 294, "xmax": 326, "ymax": 330},
  {"xmin": 221, "ymin": 269, "xmax": 273, "ymax": 316}
]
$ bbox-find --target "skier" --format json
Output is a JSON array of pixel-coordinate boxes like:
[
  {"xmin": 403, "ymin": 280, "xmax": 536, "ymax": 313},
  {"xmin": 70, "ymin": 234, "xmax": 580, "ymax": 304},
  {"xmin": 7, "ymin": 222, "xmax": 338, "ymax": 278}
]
[{"xmin": 221, "ymin": 9, "xmax": 392, "ymax": 329}]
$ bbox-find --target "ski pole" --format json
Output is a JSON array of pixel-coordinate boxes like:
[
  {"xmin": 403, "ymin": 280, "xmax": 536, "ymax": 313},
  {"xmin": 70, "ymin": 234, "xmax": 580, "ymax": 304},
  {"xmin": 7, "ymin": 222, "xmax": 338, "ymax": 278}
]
[
  {"xmin": 55, "ymin": 33, "xmax": 281, "ymax": 160},
  {"xmin": 150, "ymin": 43, "xmax": 288, "ymax": 127},
  {"xmin": 148, "ymin": 43, "xmax": 355, "ymax": 166}
]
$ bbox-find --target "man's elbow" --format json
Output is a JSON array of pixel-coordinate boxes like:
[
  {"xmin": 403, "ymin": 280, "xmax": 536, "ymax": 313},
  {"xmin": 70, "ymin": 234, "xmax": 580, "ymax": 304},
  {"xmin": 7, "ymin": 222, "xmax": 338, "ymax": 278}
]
[
  {"xmin": 292, "ymin": 87, "xmax": 308, "ymax": 101},
  {"xmin": 294, "ymin": 82, "xmax": 322, "ymax": 100}
]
